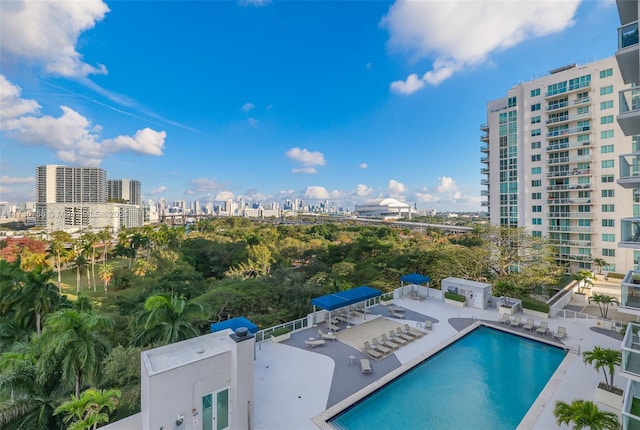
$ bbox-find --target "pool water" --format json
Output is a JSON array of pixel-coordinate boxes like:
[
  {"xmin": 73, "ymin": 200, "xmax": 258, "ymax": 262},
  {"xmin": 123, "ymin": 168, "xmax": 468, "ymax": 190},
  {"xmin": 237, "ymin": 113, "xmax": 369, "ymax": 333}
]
[{"xmin": 330, "ymin": 326, "xmax": 567, "ymax": 430}]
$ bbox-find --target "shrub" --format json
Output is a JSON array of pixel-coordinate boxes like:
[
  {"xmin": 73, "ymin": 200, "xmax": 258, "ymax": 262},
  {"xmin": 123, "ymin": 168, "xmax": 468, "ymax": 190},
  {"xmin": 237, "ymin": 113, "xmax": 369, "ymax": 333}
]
[
  {"xmin": 607, "ymin": 272, "xmax": 624, "ymax": 279},
  {"xmin": 269, "ymin": 326, "xmax": 292, "ymax": 337},
  {"xmin": 444, "ymin": 291, "xmax": 466, "ymax": 302},
  {"xmin": 521, "ymin": 297, "xmax": 550, "ymax": 313}
]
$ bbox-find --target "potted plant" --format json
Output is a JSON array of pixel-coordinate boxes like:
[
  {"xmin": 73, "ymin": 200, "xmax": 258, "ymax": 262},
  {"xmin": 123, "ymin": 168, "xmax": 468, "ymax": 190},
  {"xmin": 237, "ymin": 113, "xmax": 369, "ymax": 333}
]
[
  {"xmin": 494, "ymin": 280, "xmax": 518, "ymax": 316},
  {"xmin": 270, "ymin": 326, "xmax": 292, "ymax": 343},
  {"xmin": 444, "ymin": 291, "xmax": 466, "ymax": 307},
  {"xmin": 521, "ymin": 297, "xmax": 550, "ymax": 319},
  {"xmin": 553, "ymin": 399, "xmax": 619, "ymax": 430},
  {"xmin": 588, "ymin": 294, "xmax": 619, "ymax": 320},
  {"xmin": 572, "ymin": 270, "xmax": 594, "ymax": 300},
  {"xmin": 583, "ymin": 346, "xmax": 623, "ymax": 409}
]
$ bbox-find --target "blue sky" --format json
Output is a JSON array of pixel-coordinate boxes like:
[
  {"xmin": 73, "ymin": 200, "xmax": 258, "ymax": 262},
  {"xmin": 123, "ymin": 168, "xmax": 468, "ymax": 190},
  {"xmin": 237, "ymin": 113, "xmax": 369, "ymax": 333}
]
[{"xmin": 0, "ymin": 0, "xmax": 621, "ymax": 211}]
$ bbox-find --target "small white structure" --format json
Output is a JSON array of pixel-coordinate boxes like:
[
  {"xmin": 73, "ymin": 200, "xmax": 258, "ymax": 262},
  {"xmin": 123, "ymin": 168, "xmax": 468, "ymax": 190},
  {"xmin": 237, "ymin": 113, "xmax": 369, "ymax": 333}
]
[
  {"xmin": 354, "ymin": 198, "xmax": 412, "ymax": 220},
  {"xmin": 441, "ymin": 277, "xmax": 492, "ymax": 310}
]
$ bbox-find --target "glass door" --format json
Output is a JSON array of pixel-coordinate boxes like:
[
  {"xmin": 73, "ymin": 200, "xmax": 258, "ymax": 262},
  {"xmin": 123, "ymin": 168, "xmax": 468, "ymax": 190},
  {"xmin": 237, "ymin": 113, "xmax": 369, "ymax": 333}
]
[{"xmin": 202, "ymin": 388, "xmax": 229, "ymax": 430}]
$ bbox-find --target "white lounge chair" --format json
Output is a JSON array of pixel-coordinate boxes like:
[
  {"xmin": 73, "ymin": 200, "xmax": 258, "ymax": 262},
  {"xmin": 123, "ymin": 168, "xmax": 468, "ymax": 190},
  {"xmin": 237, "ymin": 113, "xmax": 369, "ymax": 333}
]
[
  {"xmin": 395, "ymin": 327, "xmax": 413, "ymax": 342},
  {"xmin": 363, "ymin": 342, "xmax": 383, "ymax": 359},
  {"xmin": 510, "ymin": 316, "xmax": 522, "ymax": 328},
  {"xmin": 318, "ymin": 329, "xmax": 337, "ymax": 341},
  {"xmin": 536, "ymin": 321, "xmax": 549, "ymax": 335},
  {"xmin": 389, "ymin": 330, "xmax": 409, "ymax": 345},
  {"xmin": 522, "ymin": 318, "xmax": 534, "ymax": 331},
  {"xmin": 554, "ymin": 326, "xmax": 567, "ymax": 340},
  {"xmin": 371, "ymin": 338, "xmax": 392, "ymax": 354},
  {"xmin": 424, "ymin": 320, "xmax": 433, "ymax": 331},
  {"xmin": 305, "ymin": 339, "xmax": 326, "ymax": 348},
  {"xmin": 404, "ymin": 324, "xmax": 424, "ymax": 338},
  {"xmin": 390, "ymin": 308, "xmax": 405, "ymax": 319},
  {"xmin": 498, "ymin": 313, "xmax": 510, "ymax": 324},
  {"xmin": 360, "ymin": 358, "xmax": 372, "ymax": 374},
  {"xmin": 381, "ymin": 333, "xmax": 401, "ymax": 349}
]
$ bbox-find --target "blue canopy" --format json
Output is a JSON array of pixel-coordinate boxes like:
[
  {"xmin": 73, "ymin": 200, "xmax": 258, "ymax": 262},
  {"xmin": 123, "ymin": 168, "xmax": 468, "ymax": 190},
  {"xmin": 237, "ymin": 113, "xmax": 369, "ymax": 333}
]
[
  {"xmin": 210, "ymin": 316, "xmax": 258, "ymax": 334},
  {"xmin": 311, "ymin": 286, "xmax": 381, "ymax": 311},
  {"xmin": 400, "ymin": 273, "xmax": 431, "ymax": 284}
]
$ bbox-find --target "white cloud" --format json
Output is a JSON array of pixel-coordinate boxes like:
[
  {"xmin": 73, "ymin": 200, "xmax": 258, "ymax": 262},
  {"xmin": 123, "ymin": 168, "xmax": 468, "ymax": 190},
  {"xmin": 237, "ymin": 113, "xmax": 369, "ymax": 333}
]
[
  {"xmin": 186, "ymin": 178, "xmax": 226, "ymax": 196},
  {"xmin": 148, "ymin": 186, "xmax": 167, "ymax": 195},
  {"xmin": 415, "ymin": 192, "xmax": 439, "ymax": 203},
  {"xmin": 239, "ymin": 0, "xmax": 271, "ymax": 6},
  {"xmin": 292, "ymin": 167, "xmax": 317, "ymax": 174},
  {"xmin": 390, "ymin": 73, "xmax": 424, "ymax": 95},
  {"xmin": 387, "ymin": 179, "xmax": 406, "ymax": 196},
  {"xmin": 354, "ymin": 184, "xmax": 374, "ymax": 197},
  {"xmin": 382, "ymin": 0, "xmax": 580, "ymax": 93},
  {"xmin": 242, "ymin": 102, "xmax": 255, "ymax": 112},
  {"xmin": 247, "ymin": 118, "xmax": 258, "ymax": 126},
  {"xmin": 0, "ymin": 175, "xmax": 34, "ymax": 185},
  {"xmin": 366, "ymin": 63, "xmax": 372, "ymax": 70},
  {"xmin": 0, "ymin": 1, "xmax": 109, "ymax": 78},
  {"xmin": 359, "ymin": 163, "xmax": 368, "ymax": 169},
  {"xmin": 214, "ymin": 191, "xmax": 235, "ymax": 201},
  {"xmin": 304, "ymin": 186, "xmax": 342, "ymax": 200},
  {"xmin": 436, "ymin": 176, "xmax": 458, "ymax": 193},
  {"xmin": 1, "ymin": 76, "xmax": 166, "ymax": 165}
]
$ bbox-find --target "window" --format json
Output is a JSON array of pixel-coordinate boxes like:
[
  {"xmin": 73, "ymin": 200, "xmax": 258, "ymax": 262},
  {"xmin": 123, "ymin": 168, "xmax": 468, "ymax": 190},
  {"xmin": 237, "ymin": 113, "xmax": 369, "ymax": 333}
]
[
  {"xmin": 601, "ymin": 160, "xmax": 614, "ymax": 168},
  {"xmin": 600, "ymin": 68, "xmax": 613, "ymax": 78},
  {"xmin": 602, "ymin": 204, "xmax": 615, "ymax": 212},
  {"xmin": 531, "ymin": 180, "xmax": 541, "ymax": 187},
  {"xmin": 531, "ymin": 116, "xmax": 541, "ymax": 124},
  {"xmin": 577, "ymin": 106, "xmax": 590, "ymax": 115},
  {"xmin": 531, "ymin": 88, "xmax": 540, "ymax": 97},
  {"xmin": 601, "ymin": 130, "xmax": 614, "ymax": 139},
  {"xmin": 600, "ymin": 85, "xmax": 613, "ymax": 95},
  {"xmin": 532, "ymin": 231, "xmax": 542, "ymax": 237},
  {"xmin": 508, "ymin": 96, "xmax": 517, "ymax": 108},
  {"xmin": 531, "ymin": 129, "xmax": 541, "ymax": 137},
  {"xmin": 601, "ymin": 145, "xmax": 614, "ymax": 153},
  {"xmin": 531, "ymin": 103, "xmax": 541, "ymax": 112},
  {"xmin": 531, "ymin": 141, "xmax": 541, "ymax": 149},
  {"xmin": 532, "ymin": 218, "xmax": 542, "ymax": 225},
  {"xmin": 603, "ymin": 249, "xmax": 616, "ymax": 257},
  {"xmin": 600, "ymin": 100, "xmax": 613, "ymax": 110},
  {"xmin": 602, "ymin": 234, "xmax": 615, "ymax": 242},
  {"xmin": 602, "ymin": 219, "xmax": 615, "ymax": 227},
  {"xmin": 602, "ymin": 175, "xmax": 614, "ymax": 183},
  {"xmin": 601, "ymin": 189, "xmax": 614, "ymax": 197},
  {"xmin": 531, "ymin": 167, "xmax": 541, "ymax": 174},
  {"xmin": 531, "ymin": 154, "xmax": 541, "ymax": 162},
  {"xmin": 532, "ymin": 193, "xmax": 541, "ymax": 199},
  {"xmin": 569, "ymin": 75, "xmax": 591, "ymax": 90},
  {"xmin": 532, "ymin": 206, "xmax": 542, "ymax": 212},
  {"xmin": 601, "ymin": 115, "xmax": 614, "ymax": 124}
]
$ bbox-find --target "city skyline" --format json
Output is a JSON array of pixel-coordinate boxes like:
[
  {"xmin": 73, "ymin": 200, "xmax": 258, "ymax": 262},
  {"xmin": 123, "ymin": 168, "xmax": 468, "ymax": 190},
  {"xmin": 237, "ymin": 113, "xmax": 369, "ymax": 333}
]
[{"xmin": 0, "ymin": 0, "xmax": 621, "ymax": 211}]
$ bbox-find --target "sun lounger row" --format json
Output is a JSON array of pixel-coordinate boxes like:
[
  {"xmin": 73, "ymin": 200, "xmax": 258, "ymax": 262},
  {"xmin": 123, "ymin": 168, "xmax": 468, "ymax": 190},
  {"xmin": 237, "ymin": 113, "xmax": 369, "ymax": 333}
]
[
  {"xmin": 362, "ymin": 324, "xmax": 426, "ymax": 360},
  {"xmin": 498, "ymin": 314, "xmax": 567, "ymax": 340}
]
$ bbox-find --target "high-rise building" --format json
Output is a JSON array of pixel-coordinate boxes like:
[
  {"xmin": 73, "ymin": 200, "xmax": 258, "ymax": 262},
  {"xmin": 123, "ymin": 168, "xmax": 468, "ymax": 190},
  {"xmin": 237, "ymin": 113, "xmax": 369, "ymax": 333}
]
[
  {"xmin": 108, "ymin": 179, "xmax": 141, "ymax": 206},
  {"xmin": 481, "ymin": 57, "xmax": 635, "ymax": 273},
  {"xmin": 36, "ymin": 164, "xmax": 107, "ymax": 204}
]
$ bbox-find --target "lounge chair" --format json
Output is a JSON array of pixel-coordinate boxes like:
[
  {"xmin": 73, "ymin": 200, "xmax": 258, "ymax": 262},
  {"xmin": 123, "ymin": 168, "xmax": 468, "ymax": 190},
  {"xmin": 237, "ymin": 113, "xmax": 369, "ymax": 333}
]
[
  {"xmin": 389, "ymin": 330, "xmax": 409, "ymax": 345},
  {"xmin": 498, "ymin": 313, "xmax": 510, "ymax": 324},
  {"xmin": 362, "ymin": 342, "xmax": 384, "ymax": 359},
  {"xmin": 335, "ymin": 314, "xmax": 349, "ymax": 323},
  {"xmin": 522, "ymin": 318, "xmax": 534, "ymax": 331},
  {"xmin": 404, "ymin": 324, "xmax": 424, "ymax": 338},
  {"xmin": 318, "ymin": 329, "xmax": 337, "ymax": 341},
  {"xmin": 371, "ymin": 338, "xmax": 392, "ymax": 354},
  {"xmin": 390, "ymin": 308, "xmax": 405, "ymax": 319},
  {"xmin": 395, "ymin": 327, "xmax": 413, "ymax": 342},
  {"xmin": 305, "ymin": 339, "xmax": 326, "ymax": 348},
  {"xmin": 360, "ymin": 358, "xmax": 372, "ymax": 374},
  {"xmin": 424, "ymin": 320, "xmax": 433, "ymax": 331},
  {"xmin": 536, "ymin": 321, "xmax": 549, "ymax": 335},
  {"xmin": 381, "ymin": 333, "xmax": 401, "ymax": 349},
  {"xmin": 389, "ymin": 306, "xmax": 405, "ymax": 313},
  {"xmin": 325, "ymin": 322, "xmax": 340, "ymax": 332},
  {"xmin": 510, "ymin": 316, "xmax": 522, "ymax": 328},
  {"xmin": 554, "ymin": 326, "xmax": 567, "ymax": 340}
]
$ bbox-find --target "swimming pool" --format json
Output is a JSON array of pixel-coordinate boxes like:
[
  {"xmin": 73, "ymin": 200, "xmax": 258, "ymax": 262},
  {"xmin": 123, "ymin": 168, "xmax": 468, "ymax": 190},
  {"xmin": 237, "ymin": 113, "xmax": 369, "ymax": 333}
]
[{"xmin": 327, "ymin": 325, "xmax": 567, "ymax": 430}]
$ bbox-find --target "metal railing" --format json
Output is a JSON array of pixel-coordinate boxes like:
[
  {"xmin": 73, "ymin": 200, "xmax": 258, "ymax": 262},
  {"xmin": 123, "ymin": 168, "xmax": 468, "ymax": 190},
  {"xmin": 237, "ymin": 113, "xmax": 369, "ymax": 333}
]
[{"xmin": 255, "ymin": 315, "xmax": 309, "ymax": 343}]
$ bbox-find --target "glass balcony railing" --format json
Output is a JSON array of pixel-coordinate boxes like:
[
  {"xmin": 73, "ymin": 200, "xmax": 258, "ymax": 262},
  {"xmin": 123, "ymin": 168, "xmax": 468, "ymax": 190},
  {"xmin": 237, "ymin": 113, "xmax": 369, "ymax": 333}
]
[
  {"xmin": 622, "ymin": 380, "xmax": 640, "ymax": 430},
  {"xmin": 620, "ymin": 86, "xmax": 640, "ymax": 115},
  {"xmin": 619, "ymin": 154, "xmax": 640, "ymax": 180},
  {"xmin": 619, "ymin": 21, "xmax": 639, "ymax": 50},
  {"xmin": 621, "ymin": 322, "xmax": 640, "ymax": 379}
]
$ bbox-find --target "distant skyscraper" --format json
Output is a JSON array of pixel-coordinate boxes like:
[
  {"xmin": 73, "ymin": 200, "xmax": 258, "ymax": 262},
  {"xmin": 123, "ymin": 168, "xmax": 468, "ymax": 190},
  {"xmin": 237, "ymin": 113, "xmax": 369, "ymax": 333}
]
[
  {"xmin": 36, "ymin": 164, "xmax": 107, "ymax": 203},
  {"xmin": 108, "ymin": 179, "xmax": 141, "ymax": 206}
]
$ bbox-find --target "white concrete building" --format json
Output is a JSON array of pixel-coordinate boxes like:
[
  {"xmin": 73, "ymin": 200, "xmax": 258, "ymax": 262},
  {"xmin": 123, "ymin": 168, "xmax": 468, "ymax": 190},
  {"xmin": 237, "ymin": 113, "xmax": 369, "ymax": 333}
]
[
  {"xmin": 108, "ymin": 179, "xmax": 141, "ymax": 206},
  {"xmin": 481, "ymin": 56, "xmax": 636, "ymax": 273},
  {"xmin": 354, "ymin": 198, "xmax": 412, "ymax": 220}
]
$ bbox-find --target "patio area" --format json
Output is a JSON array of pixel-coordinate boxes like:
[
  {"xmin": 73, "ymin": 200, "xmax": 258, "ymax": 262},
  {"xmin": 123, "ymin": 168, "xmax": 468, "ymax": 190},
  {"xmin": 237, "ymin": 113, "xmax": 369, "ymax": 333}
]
[{"xmin": 254, "ymin": 294, "xmax": 626, "ymax": 430}]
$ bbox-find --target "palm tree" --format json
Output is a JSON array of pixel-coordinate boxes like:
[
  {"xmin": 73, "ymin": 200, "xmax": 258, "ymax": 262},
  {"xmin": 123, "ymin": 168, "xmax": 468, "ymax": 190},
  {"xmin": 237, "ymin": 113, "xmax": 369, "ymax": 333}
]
[
  {"xmin": 554, "ymin": 399, "xmax": 619, "ymax": 430},
  {"xmin": 572, "ymin": 270, "xmax": 595, "ymax": 294},
  {"xmin": 583, "ymin": 346, "xmax": 622, "ymax": 392},
  {"xmin": 21, "ymin": 265, "xmax": 63, "ymax": 336},
  {"xmin": 81, "ymin": 231, "xmax": 99, "ymax": 292},
  {"xmin": 592, "ymin": 258, "xmax": 609, "ymax": 275},
  {"xmin": 54, "ymin": 388, "xmax": 121, "ymax": 430},
  {"xmin": 588, "ymin": 293, "xmax": 620, "ymax": 319},
  {"xmin": 131, "ymin": 294, "xmax": 205, "ymax": 347},
  {"xmin": 98, "ymin": 264, "xmax": 114, "ymax": 293},
  {"xmin": 69, "ymin": 248, "xmax": 88, "ymax": 295},
  {"xmin": 49, "ymin": 231, "xmax": 72, "ymax": 294},
  {"xmin": 37, "ymin": 309, "xmax": 114, "ymax": 398}
]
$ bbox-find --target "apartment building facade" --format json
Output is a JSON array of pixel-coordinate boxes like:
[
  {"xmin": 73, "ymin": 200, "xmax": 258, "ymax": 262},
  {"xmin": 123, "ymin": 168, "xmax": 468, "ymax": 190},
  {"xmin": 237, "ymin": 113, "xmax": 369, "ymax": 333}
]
[
  {"xmin": 481, "ymin": 57, "xmax": 635, "ymax": 274},
  {"xmin": 108, "ymin": 179, "xmax": 142, "ymax": 206}
]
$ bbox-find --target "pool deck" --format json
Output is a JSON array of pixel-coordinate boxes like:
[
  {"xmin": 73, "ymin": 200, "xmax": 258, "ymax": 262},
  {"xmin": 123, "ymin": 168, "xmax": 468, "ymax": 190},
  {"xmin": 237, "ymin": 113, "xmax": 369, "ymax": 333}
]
[{"xmin": 254, "ymin": 296, "xmax": 625, "ymax": 430}]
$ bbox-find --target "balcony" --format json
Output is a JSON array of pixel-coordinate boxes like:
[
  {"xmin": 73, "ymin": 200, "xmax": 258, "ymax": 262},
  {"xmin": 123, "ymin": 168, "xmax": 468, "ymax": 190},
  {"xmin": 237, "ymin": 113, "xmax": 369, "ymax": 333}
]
[
  {"xmin": 617, "ymin": 21, "xmax": 639, "ymax": 84},
  {"xmin": 480, "ymin": 190, "xmax": 489, "ymax": 196},
  {"xmin": 480, "ymin": 134, "xmax": 489, "ymax": 142},
  {"xmin": 545, "ymin": 83, "xmax": 592, "ymax": 99},
  {"xmin": 481, "ymin": 179, "xmax": 490, "ymax": 185},
  {"xmin": 546, "ymin": 140, "xmax": 593, "ymax": 152},
  {"xmin": 480, "ymin": 144, "xmax": 489, "ymax": 153},
  {"xmin": 480, "ymin": 123, "xmax": 489, "ymax": 132},
  {"xmin": 481, "ymin": 168, "xmax": 490, "ymax": 175},
  {"xmin": 546, "ymin": 125, "xmax": 591, "ymax": 138},
  {"xmin": 554, "ymin": 253, "xmax": 592, "ymax": 262},
  {"xmin": 621, "ymin": 322, "xmax": 640, "ymax": 379},
  {"xmin": 618, "ymin": 154, "xmax": 640, "ymax": 189},
  {"xmin": 622, "ymin": 380, "xmax": 640, "ymax": 430},
  {"xmin": 481, "ymin": 201, "xmax": 489, "ymax": 207},
  {"xmin": 547, "ymin": 225, "xmax": 592, "ymax": 233},
  {"xmin": 619, "ymin": 218, "xmax": 640, "ymax": 249},
  {"xmin": 546, "ymin": 169, "xmax": 591, "ymax": 178},
  {"xmin": 617, "ymin": 86, "xmax": 640, "ymax": 136},
  {"xmin": 545, "ymin": 111, "xmax": 590, "ymax": 126},
  {"xmin": 548, "ymin": 239, "xmax": 592, "ymax": 247},
  {"xmin": 481, "ymin": 156, "xmax": 489, "ymax": 164},
  {"xmin": 573, "ymin": 96, "xmax": 591, "ymax": 106},
  {"xmin": 546, "ymin": 212, "xmax": 593, "ymax": 219},
  {"xmin": 548, "ymin": 155, "xmax": 592, "ymax": 165}
]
